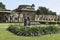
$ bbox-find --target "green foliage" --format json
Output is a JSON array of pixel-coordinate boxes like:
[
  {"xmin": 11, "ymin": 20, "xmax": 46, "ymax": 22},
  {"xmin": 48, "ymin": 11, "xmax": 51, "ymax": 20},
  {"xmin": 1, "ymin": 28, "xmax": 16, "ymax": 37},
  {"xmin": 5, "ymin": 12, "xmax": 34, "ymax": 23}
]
[
  {"xmin": 7, "ymin": 25, "xmax": 60, "ymax": 36},
  {"xmin": 30, "ymin": 20, "xmax": 60, "ymax": 24},
  {"xmin": 36, "ymin": 7, "xmax": 49, "ymax": 15},
  {"xmin": 0, "ymin": 2, "xmax": 5, "ymax": 9},
  {"xmin": 7, "ymin": 25, "xmax": 20, "ymax": 34},
  {"xmin": 48, "ymin": 11, "xmax": 56, "ymax": 15},
  {"xmin": 1, "ymin": 28, "xmax": 60, "ymax": 40},
  {"xmin": 57, "ymin": 22, "xmax": 60, "ymax": 24},
  {"xmin": 31, "ymin": 20, "xmax": 53, "ymax": 24},
  {"xmin": 36, "ymin": 6, "xmax": 56, "ymax": 15},
  {"xmin": 48, "ymin": 22, "xmax": 56, "ymax": 24}
]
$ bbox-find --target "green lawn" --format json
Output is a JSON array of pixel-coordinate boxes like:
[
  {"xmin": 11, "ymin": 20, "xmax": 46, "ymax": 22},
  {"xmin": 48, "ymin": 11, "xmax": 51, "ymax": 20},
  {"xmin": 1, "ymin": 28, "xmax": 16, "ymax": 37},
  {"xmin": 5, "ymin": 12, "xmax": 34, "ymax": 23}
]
[
  {"xmin": 0, "ymin": 28, "xmax": 60, "ymax": 40},
  {"xmin": 0, "ymin": 23, "xmax": 60, "ymax": 40},
  {"xmin": 0, "ymin": 23, "xmax": 24, "ymax": 27}
]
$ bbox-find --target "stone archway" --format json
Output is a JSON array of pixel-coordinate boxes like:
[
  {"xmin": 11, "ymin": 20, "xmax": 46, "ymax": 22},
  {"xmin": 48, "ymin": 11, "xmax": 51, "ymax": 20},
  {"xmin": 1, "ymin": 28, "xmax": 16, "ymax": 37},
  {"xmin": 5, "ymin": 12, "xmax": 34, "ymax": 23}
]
[
  {"xmin": 0, "ymin": 14, "xmax": 4, "ymax": 22},
  {"xmin": 0, "ymin": 12, "xmax": 10, "ymax": 22}
]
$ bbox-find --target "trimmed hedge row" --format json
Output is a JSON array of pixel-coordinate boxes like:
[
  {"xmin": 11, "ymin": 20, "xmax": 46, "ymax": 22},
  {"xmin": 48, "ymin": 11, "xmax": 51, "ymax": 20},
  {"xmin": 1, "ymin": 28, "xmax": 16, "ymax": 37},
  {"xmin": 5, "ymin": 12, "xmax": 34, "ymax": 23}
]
[
  {"xmin": 30, "ymin": 20, "xmax": 60, "ymax": 24},
  {"xmin": 7, "ymin": 25, "xmax": 60, "ymax": 36}
]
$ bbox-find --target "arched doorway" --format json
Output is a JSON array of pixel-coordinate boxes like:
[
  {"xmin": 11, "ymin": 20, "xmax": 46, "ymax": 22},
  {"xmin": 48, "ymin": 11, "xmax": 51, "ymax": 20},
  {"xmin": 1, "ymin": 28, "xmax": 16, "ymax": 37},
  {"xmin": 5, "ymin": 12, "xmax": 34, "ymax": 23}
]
[
  {"xmin": 0, "ymin": 12, "xmax": 10, "ymax": 23},
  {"xmin": 19, "ymin": 13, "xmax": 23, "ymax": 22}
]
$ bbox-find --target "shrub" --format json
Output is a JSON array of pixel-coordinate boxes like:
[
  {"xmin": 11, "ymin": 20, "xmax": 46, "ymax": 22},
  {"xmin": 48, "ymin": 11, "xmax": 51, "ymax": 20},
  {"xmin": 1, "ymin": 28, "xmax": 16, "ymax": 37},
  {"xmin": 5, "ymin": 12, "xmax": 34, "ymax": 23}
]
[
  {"xmin": 7, "ymin": 25, "xmax": 60, "ymax": 36},
  {"xmin": 7, "ymin": 25, "xmax": 20, "ymax": 35},
  {"xmin": 57, "ymin": 22, "xmax": 60, "ymax": 24}
]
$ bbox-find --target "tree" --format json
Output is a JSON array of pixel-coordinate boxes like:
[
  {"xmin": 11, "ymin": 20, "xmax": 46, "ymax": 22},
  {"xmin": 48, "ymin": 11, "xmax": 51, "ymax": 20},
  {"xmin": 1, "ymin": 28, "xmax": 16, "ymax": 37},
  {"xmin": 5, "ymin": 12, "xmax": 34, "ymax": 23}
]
[
  {"xmin": 36, "ymin": 6, "xmax": 56, "ymax": 15},
  {"xmin": 36, "ymin": 7, "xmax": 49, "ymax": 15},
  {"xmin": 48, "ymin": 11, "xmax": 56, "ymax": 15},
  {"xmin": 0, "ymin": 2, "xmax": 5, "ymax": 9}
]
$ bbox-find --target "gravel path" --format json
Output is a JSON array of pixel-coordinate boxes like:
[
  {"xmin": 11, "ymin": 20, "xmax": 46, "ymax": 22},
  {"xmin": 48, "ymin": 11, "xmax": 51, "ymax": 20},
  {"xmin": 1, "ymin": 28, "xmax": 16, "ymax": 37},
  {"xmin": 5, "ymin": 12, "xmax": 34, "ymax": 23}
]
[{"xmin": 0, "ymin": 26, "xmax": 9, "ymax": 28}]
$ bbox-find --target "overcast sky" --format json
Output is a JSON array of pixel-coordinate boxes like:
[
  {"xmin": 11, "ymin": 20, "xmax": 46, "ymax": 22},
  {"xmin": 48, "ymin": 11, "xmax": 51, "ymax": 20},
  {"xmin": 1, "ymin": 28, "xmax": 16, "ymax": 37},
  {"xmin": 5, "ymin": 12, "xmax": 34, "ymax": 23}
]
[{"xmin": 0, "ymin": 0, "xmax": 60, "ymax": 15}]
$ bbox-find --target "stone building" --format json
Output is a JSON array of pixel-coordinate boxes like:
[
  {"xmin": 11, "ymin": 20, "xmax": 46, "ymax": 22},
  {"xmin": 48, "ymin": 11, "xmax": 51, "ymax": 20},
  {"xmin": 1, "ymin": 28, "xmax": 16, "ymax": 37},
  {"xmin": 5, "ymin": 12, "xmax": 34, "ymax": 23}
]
[
  {"xmin": 35, "ymin": 15, "xmax": 59, "ymax": 21},
  {"xmin": 2, "ymin": 4, "xmax": 35, "ymax": 23},
  {"xmin": 15, "ymin": 4, "xmax": 36, "ymax": 22},
  {"xmin": 0, "ymin": 9, "xmax": 11, "ymax": 22},
  {"xmin": 0, "ymin": 4, "xmax": 60, "ymax": 23}
]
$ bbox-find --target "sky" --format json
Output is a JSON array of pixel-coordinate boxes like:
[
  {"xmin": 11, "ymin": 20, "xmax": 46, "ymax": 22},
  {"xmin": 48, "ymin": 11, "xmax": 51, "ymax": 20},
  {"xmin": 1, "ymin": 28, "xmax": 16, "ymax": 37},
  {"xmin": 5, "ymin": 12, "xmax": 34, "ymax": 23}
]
[{"xmin": 0, "ymin": 0, "xmax": 60, "ymax": 15}]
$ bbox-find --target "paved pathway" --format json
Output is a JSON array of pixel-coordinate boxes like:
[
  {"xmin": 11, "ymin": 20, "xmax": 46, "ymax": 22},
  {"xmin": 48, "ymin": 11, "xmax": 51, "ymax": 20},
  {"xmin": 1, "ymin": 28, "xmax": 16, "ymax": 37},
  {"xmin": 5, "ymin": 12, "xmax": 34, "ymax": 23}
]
[{"xmin": 0, "ymin": 26, "xmax": 8, "ymax": 28}]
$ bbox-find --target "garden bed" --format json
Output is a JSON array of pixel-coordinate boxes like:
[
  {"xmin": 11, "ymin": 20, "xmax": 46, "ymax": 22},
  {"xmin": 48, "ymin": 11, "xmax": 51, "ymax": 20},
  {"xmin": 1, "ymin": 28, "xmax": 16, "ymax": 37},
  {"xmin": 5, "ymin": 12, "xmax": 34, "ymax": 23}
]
[{"xmin": 7, "ymin": 25, "xmax": 60, "ymax": 36}]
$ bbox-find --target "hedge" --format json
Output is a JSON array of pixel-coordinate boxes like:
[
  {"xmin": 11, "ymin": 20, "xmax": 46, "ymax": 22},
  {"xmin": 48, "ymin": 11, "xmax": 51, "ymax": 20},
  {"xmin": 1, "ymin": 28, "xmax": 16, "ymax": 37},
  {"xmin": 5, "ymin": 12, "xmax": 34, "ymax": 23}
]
[
  {"xmin": 7, "ymin": 25, "xmax": 60, "ymax": 36},
  {"xmin": 30, "ymin": 20, "xmax": 60, "ymax": 24}
]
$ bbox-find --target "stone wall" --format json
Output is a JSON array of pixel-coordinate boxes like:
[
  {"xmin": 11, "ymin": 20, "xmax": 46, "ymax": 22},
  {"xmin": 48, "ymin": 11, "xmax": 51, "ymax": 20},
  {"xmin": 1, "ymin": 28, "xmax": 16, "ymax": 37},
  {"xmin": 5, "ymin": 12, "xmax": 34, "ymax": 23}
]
[{"xmin": 35, "ymin": 15, "xmax": 59, "ymax": 21}]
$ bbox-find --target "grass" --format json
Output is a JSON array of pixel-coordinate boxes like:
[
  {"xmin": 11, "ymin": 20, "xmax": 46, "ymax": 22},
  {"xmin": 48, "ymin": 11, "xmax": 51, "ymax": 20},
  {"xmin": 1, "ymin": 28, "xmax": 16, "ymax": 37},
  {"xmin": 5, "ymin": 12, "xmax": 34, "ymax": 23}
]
[
  {"xmin": 0, "ymin": 28, "xmax": 60, "ymax": 40},
  {"xmin": 0, "ymin": 23, "xmax": 24, "ymax": 27},
  {"xmin": 0, "ymin": 23, "xmax": 60, "ymax": 40}
]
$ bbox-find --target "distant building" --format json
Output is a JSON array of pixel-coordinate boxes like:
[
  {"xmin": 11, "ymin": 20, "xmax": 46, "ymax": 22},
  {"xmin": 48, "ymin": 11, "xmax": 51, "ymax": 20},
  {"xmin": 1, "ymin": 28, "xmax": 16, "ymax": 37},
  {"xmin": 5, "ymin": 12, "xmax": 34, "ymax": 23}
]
[
  {"xmin": 35, "ymin": 15, "xmax": 59, "ymax": 21},
  {"xmin": 14, "ymin": 4, "xmax": 36, "ymax": 22},
  {"xmin": 0, "ymin": 9, "xmax": 11, "ymax": 22},
  {"xmin": 16, "ymin": 4, "xmax": 35, "ymax": 19},
  {"xmin": 0, "ymin": 4, "xmax": 36, "ymax": 23},
  {"xmin": 0, "ymin": 4, "xmax": 60, "ymax": 23}
]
